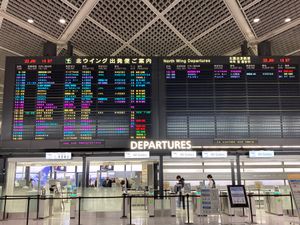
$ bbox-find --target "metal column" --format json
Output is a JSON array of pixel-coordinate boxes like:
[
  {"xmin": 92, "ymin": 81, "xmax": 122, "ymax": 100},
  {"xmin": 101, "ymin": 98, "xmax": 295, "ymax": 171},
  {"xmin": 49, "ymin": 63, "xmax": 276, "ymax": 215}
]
[
  {"xmin": 236, "ymin": 154, "xmax": 241, "ymax": 185},
  {"xmin": 231, "ymin": 160, "xmax": 236, "ymax": 185},
  {"xmin": 81, "ymin": 155, "xmax": 88, "ymax": 193},
  {"xmin": 25, "ymin": 166, "xmax": 30, "ymax": 186},
  {"xmin": 153, "ymin": 163, "xmax": 158, "ymax": 198},
  {"xmin": 159, "ymin": 155, "xmax": 164, "ymax": 199}
]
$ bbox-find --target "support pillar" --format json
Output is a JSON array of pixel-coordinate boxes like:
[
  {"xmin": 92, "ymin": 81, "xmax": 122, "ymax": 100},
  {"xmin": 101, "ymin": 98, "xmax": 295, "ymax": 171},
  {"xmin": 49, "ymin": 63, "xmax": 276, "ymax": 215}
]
[
  {"xmin": 231, "ymin": 160, "xmax": 236, "ymax": 185},
  {"xmin": 159, "ymin": 155, "xmax": 164, "ymax": 199},
  {"xmin": 236, "ymin": 154, "xmax": 241, "ymax": 185}
]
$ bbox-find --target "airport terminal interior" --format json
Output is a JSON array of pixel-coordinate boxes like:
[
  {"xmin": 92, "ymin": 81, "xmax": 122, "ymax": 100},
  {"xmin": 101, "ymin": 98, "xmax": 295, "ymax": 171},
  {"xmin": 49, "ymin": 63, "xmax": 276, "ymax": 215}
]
[{"xmin": 1, "ymin": 0, "xmax": 300, "ymax": 224}]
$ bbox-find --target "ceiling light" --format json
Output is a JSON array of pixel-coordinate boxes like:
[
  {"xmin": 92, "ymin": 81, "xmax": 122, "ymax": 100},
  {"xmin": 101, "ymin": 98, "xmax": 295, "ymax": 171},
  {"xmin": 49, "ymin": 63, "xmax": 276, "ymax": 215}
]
[
  {"xmin": 285, "ymin": 18, "xmax": 291, "ymax": 23},
  {"xmin": 253, "ymin": 18, "xmax": 260, "ymax": 23},
  {"xmin": 59, "ymin": 18, "xmax": 66, "ymax": 24},
  {"xmin": 27, "ymin": 19, "xmax": 34, "ymax": 24}
]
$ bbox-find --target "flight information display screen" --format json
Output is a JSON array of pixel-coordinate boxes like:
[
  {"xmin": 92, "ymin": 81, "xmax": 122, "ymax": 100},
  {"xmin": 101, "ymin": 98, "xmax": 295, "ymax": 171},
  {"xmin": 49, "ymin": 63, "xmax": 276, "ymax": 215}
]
[
  {"xmin": 2, "ymin": 57, "xmax": 153, "ymax": 149},
  {"xmin": 162, "ymin": 56, "xmax": 300, "ymax": 143}
]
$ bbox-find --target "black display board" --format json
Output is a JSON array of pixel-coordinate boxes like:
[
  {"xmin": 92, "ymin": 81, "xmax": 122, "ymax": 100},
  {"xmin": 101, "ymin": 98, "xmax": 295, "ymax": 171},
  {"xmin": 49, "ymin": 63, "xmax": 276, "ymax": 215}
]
[
  {"xmin": 2, "ymin": 57, "xmax": 157, "ymax": 149},
  {"xmin": 227, "ymin": 185, "xmax": 249, "ymax": 208},
  {"xmin": 3, "ymin": 56, "xmax": 300, "ymax": 150},
  {"xmin": 160, "ymin": 56, "xmax": 300, "ymax": 146}
]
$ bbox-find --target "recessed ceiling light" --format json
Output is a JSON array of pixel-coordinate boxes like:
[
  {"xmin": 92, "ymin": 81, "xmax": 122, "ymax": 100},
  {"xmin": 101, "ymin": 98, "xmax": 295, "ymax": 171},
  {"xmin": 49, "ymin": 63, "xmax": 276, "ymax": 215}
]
[
  {"xmin": 27, "ymin": 19, "xmax": 34, "ymax": 24},
  {"xmin": 253, "ymin": 18, "xmax": 260, "ymax": 23},
  {"xmin": 285, "ymin": 18, "xmax": 291, "ymax": 23},
  {"xmin": 59, "ymin": 18, "xmax": 66, "ymax": 24}
]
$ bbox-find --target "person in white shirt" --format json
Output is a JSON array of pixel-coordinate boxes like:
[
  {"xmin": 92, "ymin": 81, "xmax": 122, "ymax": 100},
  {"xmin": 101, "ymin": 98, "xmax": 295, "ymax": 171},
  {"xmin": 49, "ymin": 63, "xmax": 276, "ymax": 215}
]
[{"xmin": 207, "ymin": 174, "xmax": 216, "ymax": 188}]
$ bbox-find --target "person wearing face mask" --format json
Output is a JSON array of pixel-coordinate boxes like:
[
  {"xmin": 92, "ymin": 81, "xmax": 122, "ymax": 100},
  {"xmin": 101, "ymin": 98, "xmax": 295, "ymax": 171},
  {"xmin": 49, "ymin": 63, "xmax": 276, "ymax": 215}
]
[
  {"xmin": 207, "ymin": 174, "xmax": 216, "ymax": 188},
  {"xmin": 174, "ymin": 175, "xmax": 185, "ymax": 208}
]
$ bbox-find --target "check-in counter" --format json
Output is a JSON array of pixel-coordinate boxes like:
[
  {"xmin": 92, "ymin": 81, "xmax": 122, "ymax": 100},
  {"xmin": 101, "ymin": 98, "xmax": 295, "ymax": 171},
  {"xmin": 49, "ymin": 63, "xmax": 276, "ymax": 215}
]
[
  {"xmin": 264, "ymin": 192, "xmax": 283, "ymax": 216},
  {"xmin": 127, "ymin": 190, "xmax": 146, "ymax": 207}
]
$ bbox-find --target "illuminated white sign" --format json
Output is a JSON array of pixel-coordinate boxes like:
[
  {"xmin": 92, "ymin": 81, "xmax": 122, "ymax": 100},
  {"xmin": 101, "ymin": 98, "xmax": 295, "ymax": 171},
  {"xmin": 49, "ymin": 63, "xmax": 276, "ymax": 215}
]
[
  {"xmin": 124, "ymin": 151, "xmax": 150, "ymax": 159},
  {"xmin": 130, "ymin": 140, "xmax": 192, "ymax": 150},
  {"xmin": 46, "ymin": 152, "xmax": 72, "ymax": 160},
  {"xmin": 171, "ymin": 151, "xmax": 197, "ymax": 158},
  {"xmin": 249, "ymin": 151, "xmax": 274, "ymax": 158},
  {"xmin": 202, "ymin": 151, "xmax": 227, "ymax": 158}
]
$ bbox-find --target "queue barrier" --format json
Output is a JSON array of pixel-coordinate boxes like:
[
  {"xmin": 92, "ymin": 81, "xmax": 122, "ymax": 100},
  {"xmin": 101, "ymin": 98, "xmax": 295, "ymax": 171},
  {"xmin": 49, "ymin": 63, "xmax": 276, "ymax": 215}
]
[{"xmin": 0, "ymin": 192, "xmax": 295, "ymax": 225}]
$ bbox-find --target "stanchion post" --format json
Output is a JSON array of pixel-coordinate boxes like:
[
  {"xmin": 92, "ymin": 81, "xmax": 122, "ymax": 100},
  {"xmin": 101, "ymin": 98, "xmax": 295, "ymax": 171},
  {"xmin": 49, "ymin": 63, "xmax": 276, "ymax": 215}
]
[
  {"xmin": 258, "ymin": 189, "xmax": 261, "ymax": 209},
  {"xmin": 36, "ymin": 194, "xmax": 40, "ymax": 219},
  {"xmin": 78, "ymin": 197, "xmax": 81, "ymax": 225},
  {"xmin": 185, "ymin": 194, "xmax": 193, "ymax": 224},
  {"xmin": 26, "ymin": 197, "xmax": 30, "ymax": 225},
  {"xmin": 249, "ymin": 194, "xmax": 254, "ymax": 224},
  {"xmin": 2, "ymin": 195, "xmax": 7, "ymax": 220},
  {"xmin": 128, "ymin": 195, "xmax": 134, "ymax": 225},
  {"xmin": 182, "ymin": 192, "xmax": 185, "ymax": 210},
  {"xmin": 290, "ymin": 192, "xmax": 294, "ymax": 217},
  {"xmin": 187, "ymin": 194, "xmax": 190, "ymax": 224},
  {"xmin": 121, "ymin": 193, "xmax": 127, "ymax": 218}
]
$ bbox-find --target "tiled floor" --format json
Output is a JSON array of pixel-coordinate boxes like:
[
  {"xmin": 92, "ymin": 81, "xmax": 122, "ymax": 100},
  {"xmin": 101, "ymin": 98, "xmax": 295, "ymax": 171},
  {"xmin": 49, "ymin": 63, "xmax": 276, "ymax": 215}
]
[{"xmin": 0, "ymin": 209, "xmax": 299, "ymax": 225}]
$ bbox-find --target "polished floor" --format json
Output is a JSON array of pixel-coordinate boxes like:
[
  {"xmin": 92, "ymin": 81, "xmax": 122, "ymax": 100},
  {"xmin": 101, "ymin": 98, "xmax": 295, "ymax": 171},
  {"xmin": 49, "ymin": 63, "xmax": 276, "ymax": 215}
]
[{"xmin": 0, "ymin": 209, "xmax": 298, "ymax": 225}]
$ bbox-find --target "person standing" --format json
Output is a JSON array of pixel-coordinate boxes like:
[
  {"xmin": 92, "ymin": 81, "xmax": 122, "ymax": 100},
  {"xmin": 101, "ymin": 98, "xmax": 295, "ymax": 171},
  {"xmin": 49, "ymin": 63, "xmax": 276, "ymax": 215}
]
[
  {"xmin": 207, "ymin": 174, "xmax": 216, "ymax": 188},
  {"xmin": 175, "ymin": 175, "xmax": 185, "ymax": 208}
]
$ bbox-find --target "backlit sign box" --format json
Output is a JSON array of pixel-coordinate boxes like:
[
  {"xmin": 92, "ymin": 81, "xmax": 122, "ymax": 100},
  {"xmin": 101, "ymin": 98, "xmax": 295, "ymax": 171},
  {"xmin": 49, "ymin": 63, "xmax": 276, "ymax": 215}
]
[
  {"xmin": 249, "ymin": 151, "xmax": 274, "ymax": 158},
  {"xmin": 171, "ymin": 151, "xmax": 197, "ymax": 158},
  {"xmin": 46, "ymin": 152, "xmax": 72, "ymax": 160},
  {"xmin": 130, "ymin": 140, "xmax": 192, "ymax": 150},
  {"xmin": 124, "ymin": 151, "xmax": 150, "ymax": 159},
  {"xmin": 202, "ymin": 151, "xmax": 228, "ymax": 158}
]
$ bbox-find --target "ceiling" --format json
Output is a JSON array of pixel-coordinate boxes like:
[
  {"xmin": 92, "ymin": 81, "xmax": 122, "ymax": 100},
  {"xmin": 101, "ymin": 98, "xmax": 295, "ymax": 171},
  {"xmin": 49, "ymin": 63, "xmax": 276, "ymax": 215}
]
[{"xmin": 0, "ymin": 0, "xmax": 300, "ymax": 120}]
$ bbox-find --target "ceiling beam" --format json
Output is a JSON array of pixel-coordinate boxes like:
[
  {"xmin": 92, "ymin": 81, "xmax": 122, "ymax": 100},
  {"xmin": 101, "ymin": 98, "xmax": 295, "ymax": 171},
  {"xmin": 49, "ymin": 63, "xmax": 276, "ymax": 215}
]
[
  {"xmin": 58, "ymin": 0, "xmax": 99, "ymax": 42},
  {"xmin": 111, "ymin": 18, "xmax": 159, "ymax": 56},
  {"xmin": 61, "ymin": 0, "xmax": 143, "ymax": 57},
  {"xmin": 0, "ymin": 9, "xmax": 62, "ymax": 44},
  {"xmin": 225, "ymin": 17, "xmax": 300, "ymax": 56},
  {"xmin": 242, "ymin": 0, "xmax": 262, "ymax": 10},
  {"xmin": 223, "ymin": 0, "xmax": 257, "ymax": 55},
  {"xmin": 254, "ymin": 17, "xmax": 300, "ymax": 44},
  {"xmin": 0, "ymin": 45, "xmax": 23, "ymax": 56},
  {"xmin": 224, "ymin": 48, "xmax": 241, "ymax": 56},
  {"xmin": 286, "ymin": 49, "xmax": 300, "ymax": 56},
  {"xmin": 0, "ymin": 7, "xmax": 88, "ymax": 56},
  {"xmin": 0, "ymin": 0, "xmax": 9, "ymax": 28},
  {"xmin": 112, "ymin": 0, "xmax": 183, "ymax": 56},
  {"xmin": 168, "ymin": 16, "xmax": 233, "ymax": 56},
  {"xmin": 141, "ymin": 0, "xmax": 202, "ymax": 56}
]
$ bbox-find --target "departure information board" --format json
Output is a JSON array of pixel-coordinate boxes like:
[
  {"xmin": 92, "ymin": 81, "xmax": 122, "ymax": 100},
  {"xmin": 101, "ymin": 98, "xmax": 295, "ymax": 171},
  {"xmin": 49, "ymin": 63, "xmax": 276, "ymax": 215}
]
[
  {"xmin": 162, "ymin": 56, "xmax": 300, "ymax": 143},
  {"xmin": 2, "ymin": 57, "xmax": 153, "ymax": 149},
  {"xmin": 3, "ymin": 56, "xmax": 300, "ymax": 149}
]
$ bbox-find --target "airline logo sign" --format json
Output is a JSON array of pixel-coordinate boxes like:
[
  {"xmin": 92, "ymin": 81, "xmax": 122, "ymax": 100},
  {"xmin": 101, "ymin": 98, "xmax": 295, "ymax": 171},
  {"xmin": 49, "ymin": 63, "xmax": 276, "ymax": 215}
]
[
  {"xmin": 249, "ymin": 151, "xmax": 274, "ymax": 158},
  {"xmin": 130, "ymin": 140, "xmax": 192, "ymax": 150},
  {"xmin": 202, "ymin": 151, "xmax": 228, "ymax": 158}
]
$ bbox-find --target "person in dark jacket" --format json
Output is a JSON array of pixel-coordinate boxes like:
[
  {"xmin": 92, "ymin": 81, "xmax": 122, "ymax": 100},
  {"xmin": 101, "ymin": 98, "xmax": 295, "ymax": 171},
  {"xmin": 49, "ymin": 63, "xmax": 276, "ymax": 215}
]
[
  {"xmin": 102, "ymin": 177, "xmax": 112, "ymax": 187},
  {"xmin": 175, "ymin": 175, "xmax": 185, "ymax": 208}
]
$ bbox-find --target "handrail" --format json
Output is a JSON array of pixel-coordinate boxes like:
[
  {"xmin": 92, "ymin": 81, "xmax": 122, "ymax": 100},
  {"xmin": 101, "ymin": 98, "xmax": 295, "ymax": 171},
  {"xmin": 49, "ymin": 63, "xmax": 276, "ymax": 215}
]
[
  {"xmin": 0, "ymin": 193, "xmax": 292, "ymax": 200},
  {"xmin": 0, "ymin": 192, "xmax": 295, "ymax": 225}
]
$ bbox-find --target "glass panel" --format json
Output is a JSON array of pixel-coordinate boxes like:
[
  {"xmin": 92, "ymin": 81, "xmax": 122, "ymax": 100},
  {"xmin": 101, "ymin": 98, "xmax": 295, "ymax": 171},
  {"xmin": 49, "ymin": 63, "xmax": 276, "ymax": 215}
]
[
  {"xmin": 285, "ymin": 168, "xmax": 300, "ymax": 172},
  {"xmin": 132, "ymin": 164, "xmax": 142, "ymax": 171},
  {"xmin": 89, "ymin": 165, "xmax": 99, "ymax": 172},
  {"xmin": 164, "ymin": 169, "xmax": 203, "ymax": 173},
  {"xmin": 244, "ymin": 168, "xmax": 283, "ymax": 172},
  {"xmin": 284, "ymin": 162, "xmax": 300, "ymax": 165},
  {"xmin": 243, "ymin": 162, "xmax": 282, "ymax": 165},
  {"xmin": 66, "ymin": 166, "xmax": 75, "ymax": 172},
  {"xmin": 204, "ymin": 169, "xmax": 231, "ymax": 173},
  {"xmin": 114, "ymin": 165, "xmax": 125, "ymax": 171}
]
